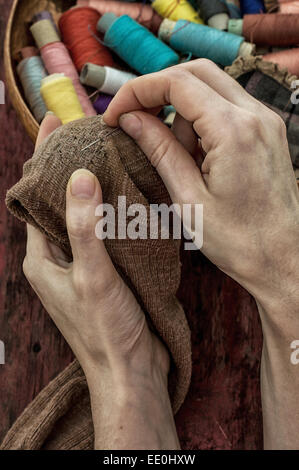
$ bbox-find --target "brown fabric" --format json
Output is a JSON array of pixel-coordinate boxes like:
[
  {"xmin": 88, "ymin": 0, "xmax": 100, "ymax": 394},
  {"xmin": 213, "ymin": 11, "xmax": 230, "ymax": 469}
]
[{"xmin": 1, "ymin": 116, "xmax": 192, "ymax": 450}]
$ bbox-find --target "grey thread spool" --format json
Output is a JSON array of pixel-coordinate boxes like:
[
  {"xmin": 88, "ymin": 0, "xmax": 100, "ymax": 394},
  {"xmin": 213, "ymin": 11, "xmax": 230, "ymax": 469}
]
[{"xmin": 197, "ymin": 0, "xmax": 230, "ymax": 30}]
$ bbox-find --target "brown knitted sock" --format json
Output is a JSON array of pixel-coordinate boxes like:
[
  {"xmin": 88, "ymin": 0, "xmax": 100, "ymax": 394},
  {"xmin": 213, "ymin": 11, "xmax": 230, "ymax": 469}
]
[{"xmin": 2, "ymin": 116, "xmax": 192, "ymax": 450}]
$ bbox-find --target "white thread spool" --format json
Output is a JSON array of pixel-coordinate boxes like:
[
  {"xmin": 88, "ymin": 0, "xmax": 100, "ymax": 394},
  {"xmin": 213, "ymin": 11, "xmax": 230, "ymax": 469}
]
[{"xmin": 80, "ymin": 64, "xmax": 137, "ymax": 95}]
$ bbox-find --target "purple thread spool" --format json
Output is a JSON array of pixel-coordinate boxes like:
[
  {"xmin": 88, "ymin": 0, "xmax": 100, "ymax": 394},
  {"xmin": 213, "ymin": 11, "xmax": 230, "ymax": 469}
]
[{"xmin": 93, "ymin": 93, "xmax": 113, "ymax": 114}]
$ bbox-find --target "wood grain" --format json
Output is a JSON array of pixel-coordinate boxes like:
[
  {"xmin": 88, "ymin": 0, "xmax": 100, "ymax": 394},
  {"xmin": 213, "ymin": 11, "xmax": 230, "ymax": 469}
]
[{"xmin": 0, "ymin": 0, "xmax": 263, "ymax": 449}]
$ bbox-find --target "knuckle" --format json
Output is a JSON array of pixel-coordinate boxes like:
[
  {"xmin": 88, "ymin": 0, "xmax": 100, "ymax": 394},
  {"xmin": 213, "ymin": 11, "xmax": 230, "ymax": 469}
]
[
  {"xmin": 22, "ymin": 256, "xmax": 35, "ymax": 282},
  {"xmin": 72, "ymin": 268, "xmax": 89, "ymax": 296},
  {"xmin": 68, "ymin": 212, "xmax": 95, "ymax": 244},
  {"xmin": 240, "ymin": 111, "xmax": 261, "ymax": 131},
  {"xmin": 269, "ymin": 111, "xmax": 286, "ymax": 134},
  {"xmin": 193, "ymin": 58, "xmax": 217, "ymax": 71},
  {"xmin": 149, "ymin": 137, "xmax": 175, "ymax": 168},
  {"xmin": 168, "ymin": 67, "xmax": 191, "ymax": 82}
]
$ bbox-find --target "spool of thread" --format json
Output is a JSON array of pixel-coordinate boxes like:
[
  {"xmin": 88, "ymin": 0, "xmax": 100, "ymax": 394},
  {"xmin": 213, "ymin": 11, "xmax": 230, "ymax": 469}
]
[
  {"xmin": 30, "ymin": 19, "xmax": 61, "ymax": 49},
  {"xmin": 152, "ymin": 0, "xmax": 203, "ymax": 24},
  {"xmin": 17, "ymin": 56, "xmax": 48, "ymax": 123},
  {"xmin": 97, "ymin": 13, "xmax": 179, "ymax": 74},
  {"xmin": 229, "ymin": 14, "xmax": 299, "ymax": 46},
  {"xmin": 41, "ymin": 73, "xmax": 85, "ymax": 124},
  {"xmin": 31, "ymin": 10, "xmax": 60, "ymax": 35},
  {"xmin": 31, "ymin": 19, "xmax": 95, "ymax": 116},
  {"xmin": 159, "ymin": 18, "xmax": 255, "ymax": 66},
  {"xmin": 240, "ymin": 0, "xmax": 265, "ymax": 13},
  {"xmin": 80, "ymin": 64, "xmax": 137, "ymax": 94},
  {"xmin": 279, "ymin": 1, "xmax": 299, "ymax": 13},
  {"xmin": 197, "ymin": 0, "xmax": 230, "ymax": 30},
  {"xmin": 18, "ymin": 46, "xmax": 39, "ymax": 60},
  {"xmin": 59, "ymin": 7, "xmax": 114, "ymax": 72},
  {"xmin": 76, "ymin": 0, "xmax": 163, "ymax": 33},
  {"xmin": 41, "ymin": 42, "xmax": 96, "ymax": 117},
  {"xmin": 163, "ymin": 104, "xmax": 176, "ymax": 126},
  {"xmin": 225, "ymin": 0, "xmax": 242, "ymax": 18},
  {"xmin": 264, "ymin": 0, "xmax": 278, "ymax": 10},
  {"xmin": 263, "ymin": 48, "xmax": 299, "ymax": 76},
  {"xmin": 93, "ymin": 93, "xmax": 113, "ymax": 114}
]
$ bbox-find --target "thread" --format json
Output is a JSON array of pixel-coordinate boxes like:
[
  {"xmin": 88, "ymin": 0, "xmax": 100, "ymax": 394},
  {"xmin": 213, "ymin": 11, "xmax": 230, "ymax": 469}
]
[
  {"xmin": 31, "ymin": 18, "xmax": 95, "ymax": 116},
  {"xmin": 76, "ymin": 0, "xmax": 163, "ymax": 33},
  {"xmin": 240, "ymin": 0, "xmax": 265, "ymax": 13},
  {"xmin": 159, "ymin": 18, "xmax": 254, "ymax": 66},
  {"xmin": 41, "ymin": 42, "xmax": 96, "ymax": 117},
  {"xmin": 30, "ymin": 19, "xmax": 60, "ymax": 49},
  {"xmin": 241, "ymin": 14, "xmax": 299, "ymax": 46},
  {"xmin": 59, "ymin": 7, "xmax": 114, "ymax": 72},
  {"xmin": 41, "ymin": 73, "xmax": 85, "ymax": 124},
  {"xmin": 197, "ymin": 0, "xmax": 230, "ymax": 30},
  {"xmin": 17, "ymin": 56, "xmax": 48, "ymax": 123},
  {"xmin": 93, "ymin": 93, "xmax": 113, "ymax": 114},
  {"xmin": 98, "ymin": 14, "xmax": 179, "ymax": 74},
  {"xmin": 19, "ymin": 47, "xmax": 39, "ymax": 60},
  {"xmin": 31, "ymin": 10, "xmax": 60, "ymax": 35},
  {"xmin": 263, "ymin": 48, "xmax": 299, "ymax": 75},
  {"xmin": 225, "ymin": 0, "xmax": 242, "ymax": 18},
  {"xmin": 279, "ymin": 1, "xmax": 299, "ymax": 12},
  {"xmin": 152, "ymin": 0, "xmax": 203, "ymax": 24},
  {"xmin": 80, "ymin": 64, "xmax": 137, "ymax": 94}
]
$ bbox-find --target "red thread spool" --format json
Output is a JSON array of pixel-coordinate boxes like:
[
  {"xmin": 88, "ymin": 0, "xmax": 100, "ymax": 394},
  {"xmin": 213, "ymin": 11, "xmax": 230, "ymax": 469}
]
[
  {"xmin": 76, "ymin": 0, "xmax": 163, "ymax": 33},
  {"xmin": 59, "ymin": 7, "xmax": 114, "ymax": 72},
  {"xmin": 263, "ymin": 48, "xmax": 299, "ymax": 76},
  {"xmin": 243, "ymin": 13, "xmax": 299, "ymax": 46}
]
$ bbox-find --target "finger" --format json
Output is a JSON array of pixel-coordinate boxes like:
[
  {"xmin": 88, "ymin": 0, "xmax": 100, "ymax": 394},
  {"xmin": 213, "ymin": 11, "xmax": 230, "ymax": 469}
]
[
  {"xmin": 35, "ymin": 113, "xmax": 62, "ymax": 149},
  {"xmin": 103, "ymin": 66, "xmax": 236, "ymax": 152},
  {"xmin": 171, "ymin": 112, "xmax": 198, "ymax": 157},
  {"xmin": 176, "ymin": 59, "xmax": 261, "ymax": 111},
  {"xmin": 66, "ymin": 169, "xmax": 117, "ymax": 278},
  {"xmin": 119, "ymin": 111, "xmax": 207, "ymax": 204},
  {"xmin": 103, "ymin": 60, "xmax": 256, "ymax": 129},
  {"xmin": 26, "ymin": 224, "xmax": 53, "ymax": 260}
]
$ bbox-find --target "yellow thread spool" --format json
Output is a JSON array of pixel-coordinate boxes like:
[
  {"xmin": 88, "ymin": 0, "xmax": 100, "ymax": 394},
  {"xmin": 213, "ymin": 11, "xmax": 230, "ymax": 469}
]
[
  {"xmin": 152, "ymin": 0, "xmax": 203, "ymax": 24},
  {"xmin": 40, "ymin": 73, "xmax": 86, "ymax": 124}
]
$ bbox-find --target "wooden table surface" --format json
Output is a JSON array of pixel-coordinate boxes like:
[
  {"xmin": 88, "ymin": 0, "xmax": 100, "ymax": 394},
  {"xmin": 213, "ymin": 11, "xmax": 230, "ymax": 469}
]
[{"xmin": 0, "ymin": 0, "xmax": 263, "ymax": 450}]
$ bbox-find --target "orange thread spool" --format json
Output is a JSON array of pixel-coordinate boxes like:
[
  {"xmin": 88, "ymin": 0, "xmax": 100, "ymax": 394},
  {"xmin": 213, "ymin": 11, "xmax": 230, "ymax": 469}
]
[
  {"xmin": 76, "ymin": 0, "xmax": 163, "ymax": 33},
  {"xmin": 59, "ymin": 7, "xmax": 114, "ymax": 72},
  {"xmin": 263, "ymin": 48, "xmax": 299, "ymax": 76}
]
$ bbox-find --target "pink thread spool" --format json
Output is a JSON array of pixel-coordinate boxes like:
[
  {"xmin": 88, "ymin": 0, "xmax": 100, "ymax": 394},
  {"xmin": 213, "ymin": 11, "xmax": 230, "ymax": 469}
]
[{"xmin": 40, "ymin": 42, "xmax": 96, "ymax": 117}]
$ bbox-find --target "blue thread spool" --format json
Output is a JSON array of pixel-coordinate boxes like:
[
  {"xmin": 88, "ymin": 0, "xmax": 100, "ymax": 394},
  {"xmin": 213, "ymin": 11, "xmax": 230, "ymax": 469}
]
[
  {"xmin": 17, "ymin": 56, "xmax": 48, "ymax": 122},
  {"xmin": 97, "ymin": 13, "xmax": 179, "ymax": 74},
  {"xmin": 240, "ymin": 0, "xmax": 265, "ymax": 14},
  {"xmin": 225, "ymin": 0, "xmax": 242, "ymax": 18},
  {"xmin": 159, "ymin": 19, "xmax": 253, "ymax": 66}
]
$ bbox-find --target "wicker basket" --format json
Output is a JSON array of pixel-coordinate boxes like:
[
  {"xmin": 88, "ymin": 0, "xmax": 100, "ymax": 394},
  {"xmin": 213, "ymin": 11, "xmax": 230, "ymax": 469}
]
[{"xmin": 4, "ymin": 0, "xmax": 75, "ymax": 142}]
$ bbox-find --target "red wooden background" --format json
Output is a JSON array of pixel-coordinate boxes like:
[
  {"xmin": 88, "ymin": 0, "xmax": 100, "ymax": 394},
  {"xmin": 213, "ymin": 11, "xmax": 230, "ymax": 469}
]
[{"xmin": 0, "ymin": 0, "xmax": 263, "ymax": 449}]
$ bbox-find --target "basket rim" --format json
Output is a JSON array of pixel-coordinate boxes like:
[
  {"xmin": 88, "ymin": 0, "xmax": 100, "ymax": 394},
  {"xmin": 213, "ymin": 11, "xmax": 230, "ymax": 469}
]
[{"xmin": 4, "ymin": 0, "xmax": 39, "ymax": 143}]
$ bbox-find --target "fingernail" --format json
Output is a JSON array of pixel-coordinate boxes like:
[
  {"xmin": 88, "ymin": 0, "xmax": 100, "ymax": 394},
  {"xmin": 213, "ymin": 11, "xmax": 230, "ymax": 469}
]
[
  {"xmin": 119, "ymin": 113, "xmax": 142, "ymax": 140},
  {"xmin": 70, "ymin": 169, "xmax": 96, "ymax": 199},
  {"xmin": 45, "ymin": 111, "xmax": 55, "ymax": 117}
]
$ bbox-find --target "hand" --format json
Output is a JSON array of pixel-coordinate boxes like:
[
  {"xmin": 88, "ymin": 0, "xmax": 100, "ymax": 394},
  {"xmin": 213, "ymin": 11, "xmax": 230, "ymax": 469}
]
[
  {"xmin": 23, "ymin": 114, "xmax": 179, "ymax": 449},
  {"xmin": 104, "ymin": 59, "xmax": 299, "ymax": 307}
]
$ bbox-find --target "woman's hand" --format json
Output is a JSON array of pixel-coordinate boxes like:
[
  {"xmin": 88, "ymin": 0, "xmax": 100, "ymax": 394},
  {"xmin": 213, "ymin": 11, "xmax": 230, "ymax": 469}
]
[
  {"xmin": 23, "ymin": 115, "xmax": 179, "ymax": 450},
  {"xmin": 104, "ymin": 59, "xmax": 299, "ymax": 308},
  {"xmin": 104, "ymin": 59, "xmax": 299, "ymax": 449}
]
